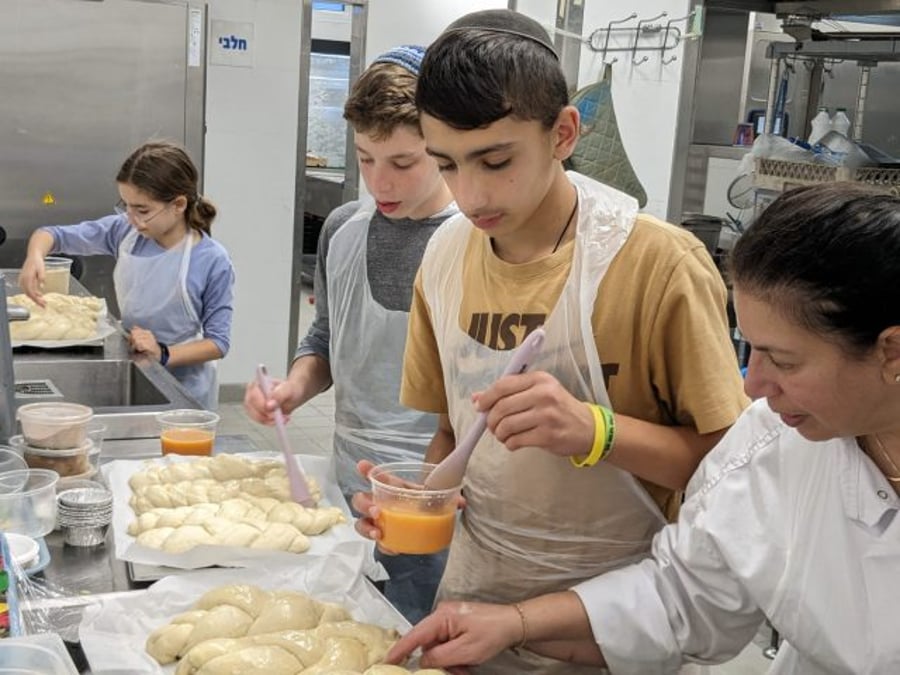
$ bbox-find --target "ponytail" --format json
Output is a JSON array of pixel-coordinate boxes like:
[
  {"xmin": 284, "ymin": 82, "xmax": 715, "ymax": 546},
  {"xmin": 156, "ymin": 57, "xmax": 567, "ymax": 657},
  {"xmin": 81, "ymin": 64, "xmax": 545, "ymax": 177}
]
[
  {"xmin": 189, "ymin": 195, "xmax": 217, "ymax": 235},
  {"xmin": 118, "ymin": 141, "xmax": 217, "ymax": 235}
]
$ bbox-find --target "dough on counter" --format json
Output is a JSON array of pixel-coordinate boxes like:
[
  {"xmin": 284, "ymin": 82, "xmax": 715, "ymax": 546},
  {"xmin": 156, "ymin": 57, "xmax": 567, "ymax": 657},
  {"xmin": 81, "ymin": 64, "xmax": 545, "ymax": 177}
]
[
  {"xmin": 128, "ymin": 455, "xmax": 309, "ymax": 492},
  {"xmin": 248, "ymin": 592, "xmax": 326, "ymax": 635},
  {"xmin": 300, "ymin": 636, "xmax": 370, "ymax": 674},
  {"xmin": 314, "ymin": 622, "xmax": 397, "ymax": 664},
  {"xmin": 136, "ymin": 518, "xmax": 311, "ymax": 554},
  {"xmin": 194, "ymin": 644, "xmax": 301, "ymax": 675},
  {"xmin": 146, "ymin": 585, "xmax": 351, "ymax": 665},
  {"xmin": 146, "ymin": 585, "xmax": 432, "ymax": 675},
  {"xmin": 126, "ymin": 455, "xmax": 343, "ymax": 556},
  {"xmin": 128, "ymin": 497, "xmax": 345, "ymax": 537},
  {"xmin": 9, "ymin": 293, "xmax": 102, "ymax": 341}
]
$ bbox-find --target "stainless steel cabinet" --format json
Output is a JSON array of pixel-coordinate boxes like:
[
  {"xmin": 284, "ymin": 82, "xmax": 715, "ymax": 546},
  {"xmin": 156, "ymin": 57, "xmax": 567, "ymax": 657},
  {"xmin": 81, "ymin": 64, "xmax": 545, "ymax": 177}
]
[{"xmin": 0, "ymin": 0, "xmax": 206, "ymax": 313}]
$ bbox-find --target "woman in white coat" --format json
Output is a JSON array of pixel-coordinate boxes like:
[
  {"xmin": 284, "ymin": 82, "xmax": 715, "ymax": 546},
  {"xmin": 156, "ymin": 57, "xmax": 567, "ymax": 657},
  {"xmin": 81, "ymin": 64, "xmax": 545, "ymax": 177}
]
[
  {"xmin": 20, "ymin": 141, "xmax": 234, "ymax": 410},
  {"xmin": 386, "ymin": 182, "xmax": 900, "ymax": 674}
]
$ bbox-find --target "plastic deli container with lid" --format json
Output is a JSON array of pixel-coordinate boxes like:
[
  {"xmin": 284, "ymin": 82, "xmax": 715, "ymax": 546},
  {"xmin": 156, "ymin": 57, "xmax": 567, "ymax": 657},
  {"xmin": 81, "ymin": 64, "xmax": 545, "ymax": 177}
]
[
  {"xmin": 16, "ymin": 402, "xmax": 93, "ymax": 450},
  {"xmin": 9, "ymin": 436, "xmax": 98, "ymax": 478}
]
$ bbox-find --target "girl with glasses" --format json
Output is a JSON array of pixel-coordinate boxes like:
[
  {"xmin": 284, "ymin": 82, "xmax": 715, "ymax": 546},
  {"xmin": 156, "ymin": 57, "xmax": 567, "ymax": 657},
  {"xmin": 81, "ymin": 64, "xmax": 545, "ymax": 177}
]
[{"xmin": 19, "ymin": 140, "xmax": 234, "ymax": 410}]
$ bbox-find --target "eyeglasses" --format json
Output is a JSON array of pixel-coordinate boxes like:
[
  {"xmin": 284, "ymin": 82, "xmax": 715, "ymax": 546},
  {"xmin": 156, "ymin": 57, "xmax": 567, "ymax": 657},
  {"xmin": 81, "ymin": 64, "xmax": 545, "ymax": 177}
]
[{"xmin": 114, "ymin": 199, "xmax": 172, "ymax": 225}]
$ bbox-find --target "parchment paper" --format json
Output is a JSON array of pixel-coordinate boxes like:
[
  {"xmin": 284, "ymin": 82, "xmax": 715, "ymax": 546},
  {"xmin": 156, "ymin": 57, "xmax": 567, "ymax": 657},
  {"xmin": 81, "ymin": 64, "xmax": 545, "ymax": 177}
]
[
  {"xmin": 79, "ymin": 558, "xmax": 410, "ymax": 674},
  {"xmin": 102, "ymin": 452, "xmax": 373, "ymax": 571}
]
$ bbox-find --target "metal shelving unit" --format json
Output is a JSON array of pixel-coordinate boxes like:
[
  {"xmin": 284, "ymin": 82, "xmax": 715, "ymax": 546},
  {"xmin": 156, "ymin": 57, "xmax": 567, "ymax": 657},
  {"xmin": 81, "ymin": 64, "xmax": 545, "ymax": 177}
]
[{"xmin": 755, "ymin": 29, "xmax": 900, "ymax": 196}]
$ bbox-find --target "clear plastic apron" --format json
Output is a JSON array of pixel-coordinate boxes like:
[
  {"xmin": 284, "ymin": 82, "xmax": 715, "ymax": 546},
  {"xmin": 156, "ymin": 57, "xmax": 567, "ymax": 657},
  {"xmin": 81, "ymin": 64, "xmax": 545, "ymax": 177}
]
[
  {"xmin": 329, "ymin": 199, "xmax": 438, "ymax": 497},
  {"xmin": 114, "ymin": 229, "xmax": 217, "ymax": 410},
  {"xmin": 422, "ymin": 173, "xmax": 666, "ymax": 674}
]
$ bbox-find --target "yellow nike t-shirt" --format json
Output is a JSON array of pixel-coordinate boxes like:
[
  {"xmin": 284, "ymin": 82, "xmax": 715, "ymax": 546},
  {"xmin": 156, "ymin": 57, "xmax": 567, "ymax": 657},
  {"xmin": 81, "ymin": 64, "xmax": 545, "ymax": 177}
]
[{"xmin": 402, "ymin": 213, "xmax": 749, "ymax": 516}]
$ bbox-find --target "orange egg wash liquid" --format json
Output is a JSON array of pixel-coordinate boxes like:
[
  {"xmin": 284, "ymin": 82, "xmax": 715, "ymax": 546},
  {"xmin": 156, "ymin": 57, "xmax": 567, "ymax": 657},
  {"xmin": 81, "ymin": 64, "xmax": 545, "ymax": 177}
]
[
  {"xmin": 160, "ymin": 428, "xmax": 215, "ymax": 456},
  {"xmin": 376, "ymin": 505, "xmax": 456, "ymax": 554}
]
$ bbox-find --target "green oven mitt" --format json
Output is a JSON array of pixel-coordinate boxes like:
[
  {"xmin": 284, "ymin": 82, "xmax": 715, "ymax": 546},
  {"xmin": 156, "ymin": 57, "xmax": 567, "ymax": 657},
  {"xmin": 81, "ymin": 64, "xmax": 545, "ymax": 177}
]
[{"xmin": 565, "ymin": 63, "xmax": 648, "ymax": 208}]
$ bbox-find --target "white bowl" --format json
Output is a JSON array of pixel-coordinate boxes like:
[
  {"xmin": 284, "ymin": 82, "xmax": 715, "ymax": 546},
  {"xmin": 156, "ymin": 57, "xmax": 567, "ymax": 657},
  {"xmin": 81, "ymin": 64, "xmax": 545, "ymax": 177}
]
[{"xmin": 5, "ymin": 532, "xmax": 40, "ymax": 569}]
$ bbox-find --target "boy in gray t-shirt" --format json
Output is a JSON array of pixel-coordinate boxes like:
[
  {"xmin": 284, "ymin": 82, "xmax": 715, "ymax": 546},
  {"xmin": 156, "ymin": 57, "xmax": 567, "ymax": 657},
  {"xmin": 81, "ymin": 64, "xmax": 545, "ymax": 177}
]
[{"xmin": 245, "ymin": 45, "xmax": 457, "ymax": 623}]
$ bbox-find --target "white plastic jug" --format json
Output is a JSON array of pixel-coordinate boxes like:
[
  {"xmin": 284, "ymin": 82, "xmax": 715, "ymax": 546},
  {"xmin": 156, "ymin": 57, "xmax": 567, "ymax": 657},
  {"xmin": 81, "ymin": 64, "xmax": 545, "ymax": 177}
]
[
  {"xmin": 808, "ymin": 108, "xmax": 831, "ymax": 145},
  {"xmin": 830, "ymin": 108, "xmax": 851, "ymax": 137}
]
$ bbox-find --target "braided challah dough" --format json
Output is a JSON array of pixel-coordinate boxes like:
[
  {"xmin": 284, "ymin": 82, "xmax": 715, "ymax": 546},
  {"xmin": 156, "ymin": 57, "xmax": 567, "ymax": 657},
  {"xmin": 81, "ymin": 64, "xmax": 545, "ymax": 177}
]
[
  {"xmin": 130, "ymin": 476, "xmax": 296, "ymax": 513},
  {"xmin": 127, "ymin": 456, "xmax": 344, "ymax": 554},
  {"xmin": 8, "ymin": 293, "xmax": 103, "ymax": 341},
  {"xmin": 135, "ymin": 518, "xmax": 313, "ymax": 554},
  {"xmin": 146, "ymin": 585, "xmax": 349, "ymax": 663},
  {"xmin": 129, "ymin": 497, "xmax": 343, "ymax": 537},
  {"xmin": 146, "ymin": 584, "xmax": 442, "ymax": 674},
  {"xmin": 129, "ymin": 455, "xmax": 292, "ymax": 490}
]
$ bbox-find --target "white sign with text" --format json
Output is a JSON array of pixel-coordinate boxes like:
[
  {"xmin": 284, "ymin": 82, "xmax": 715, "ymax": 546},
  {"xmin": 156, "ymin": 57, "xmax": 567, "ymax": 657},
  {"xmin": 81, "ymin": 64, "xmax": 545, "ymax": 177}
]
[{"xmin": 210, "ymin": 20, "xmax": 254, "ymax": 68}]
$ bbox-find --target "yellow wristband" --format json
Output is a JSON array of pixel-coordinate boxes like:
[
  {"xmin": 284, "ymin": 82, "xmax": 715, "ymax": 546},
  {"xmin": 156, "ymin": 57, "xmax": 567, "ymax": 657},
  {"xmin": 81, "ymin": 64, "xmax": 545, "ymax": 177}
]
[
  {"xmin": 570, "ymin": 403, "xmax": 606, "ymax": 468},
  {"xmin": 601, "ymin": 404, "xmax": 617, "ymax": 459}
]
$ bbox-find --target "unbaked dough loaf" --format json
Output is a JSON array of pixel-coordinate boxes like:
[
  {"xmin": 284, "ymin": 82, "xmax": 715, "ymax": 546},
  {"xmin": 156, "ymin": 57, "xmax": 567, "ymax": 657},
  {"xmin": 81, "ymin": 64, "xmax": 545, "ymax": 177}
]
[
  {"xmin": 129, "ymin": 455, "xmax": 314, "ymax": 493},
  {"xmin": 9, "ymin": 293, "xmax": 102, "ymax": 341},
  {"xmin": 128, "ymin": 497, "xmax": 344, "ymax": 537},
  {"xmin": 147, "ymin": 585, "xmax": 354, "ymax": 665},
  {"xmin": 130, "ymin": 477, "xmax": 293, "ymax": 513},
  {"xmin": 135, "ymin": 517, "xmax": 313, "ymax": 554},
  {"xmin": 148, "ymin": 583, "xmax": 445, "ymax": 674},
  {"xmin": 127, "ymin": 455, "xmax": 343, "ymax": 555}
]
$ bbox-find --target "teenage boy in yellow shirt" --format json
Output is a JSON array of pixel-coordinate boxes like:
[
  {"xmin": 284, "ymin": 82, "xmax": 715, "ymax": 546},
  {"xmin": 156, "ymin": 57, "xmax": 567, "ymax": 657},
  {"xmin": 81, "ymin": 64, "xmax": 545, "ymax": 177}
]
[{"xmin": 354, "ymin": 12, "xmax": 748, "ymax": 673}]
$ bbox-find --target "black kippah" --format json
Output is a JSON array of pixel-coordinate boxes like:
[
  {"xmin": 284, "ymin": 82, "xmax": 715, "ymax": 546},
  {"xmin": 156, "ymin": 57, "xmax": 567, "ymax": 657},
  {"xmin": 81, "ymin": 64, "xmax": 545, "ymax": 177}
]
[{"xmin": 443, "ymin": 9, "xmax": 558, "ymax": 60}]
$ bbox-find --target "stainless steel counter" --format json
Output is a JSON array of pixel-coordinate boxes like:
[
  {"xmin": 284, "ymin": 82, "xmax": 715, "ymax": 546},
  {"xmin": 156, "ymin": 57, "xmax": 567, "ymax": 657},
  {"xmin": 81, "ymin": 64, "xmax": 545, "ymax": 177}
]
[
  {"xmin": 1, "ymin": 273, "xmax": 232, "ymax": 670},
  {"xmin": 5, "ymin": 271, "xmax": 202, "ymax": 440},
  {"xmin": 22, "ymin": 434, "xmax": 263, "ymax": 672}
]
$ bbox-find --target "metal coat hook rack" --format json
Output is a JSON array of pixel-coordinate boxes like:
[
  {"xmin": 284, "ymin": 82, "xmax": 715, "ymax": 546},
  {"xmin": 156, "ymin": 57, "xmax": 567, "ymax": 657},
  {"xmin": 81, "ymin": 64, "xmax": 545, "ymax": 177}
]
[
  {"xmin": 660, "ymin": 12, "xmax": 696, "ymax": 65},
  {"xmin": 632, "ymin": 11, "xmax": 667, "ymax": 65},
  {"xmin": 587, "ymin": 10, "xmax": 696, "ymax": 66}
]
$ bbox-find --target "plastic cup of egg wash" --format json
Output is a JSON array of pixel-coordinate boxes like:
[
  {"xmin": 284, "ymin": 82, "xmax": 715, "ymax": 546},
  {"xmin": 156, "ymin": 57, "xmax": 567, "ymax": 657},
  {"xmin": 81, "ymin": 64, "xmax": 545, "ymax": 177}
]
[
  {"xmin": 370, "ymin": 461, "xmax": 461, "ymax": 555},
  {"xmin": 157, "ymin": 409, "xmax": 219, "ymax": 456}
]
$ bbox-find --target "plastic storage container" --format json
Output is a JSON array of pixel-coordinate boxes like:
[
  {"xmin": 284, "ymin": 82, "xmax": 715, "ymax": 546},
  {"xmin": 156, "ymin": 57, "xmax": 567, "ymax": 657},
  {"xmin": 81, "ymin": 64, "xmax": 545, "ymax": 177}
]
[
  {"xmin": 0, "ymin": 447, "xmax": 27, "ymax": 474},
  {"xmin": 16, "ymin": 402, "xmax": 93, "ymax": 450},
  {"xmin": 4, "ymin": 533, "xmax": 40, "ymax": 570},
  {"xmin": 0, "ymin": 633, "xmax": 79, "ymax": 674},
  {"xmin": 14, "ymin": 439, "xmax": 99, "ymax": 478},
  {"xmin": 41, "ymin": 257, "xmax": 73, "ymax": 295},
  {"xmin": 0, "ymin": 469, "xmax": 59, "ymax": 538}
]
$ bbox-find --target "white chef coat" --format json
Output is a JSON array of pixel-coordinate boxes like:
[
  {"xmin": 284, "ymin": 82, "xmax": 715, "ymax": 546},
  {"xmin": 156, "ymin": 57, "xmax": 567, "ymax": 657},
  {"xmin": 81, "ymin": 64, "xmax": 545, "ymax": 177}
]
[{"xmin": 573, "ymin": 398, "xmax": 900, "ymax": 674}]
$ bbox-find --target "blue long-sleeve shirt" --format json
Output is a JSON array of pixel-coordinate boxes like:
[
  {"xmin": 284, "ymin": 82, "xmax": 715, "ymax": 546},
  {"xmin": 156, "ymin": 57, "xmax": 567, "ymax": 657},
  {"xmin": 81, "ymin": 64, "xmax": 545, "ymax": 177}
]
[{"xmin": 43, "ymin": 215, "xmax": 235, "ymax": 355}]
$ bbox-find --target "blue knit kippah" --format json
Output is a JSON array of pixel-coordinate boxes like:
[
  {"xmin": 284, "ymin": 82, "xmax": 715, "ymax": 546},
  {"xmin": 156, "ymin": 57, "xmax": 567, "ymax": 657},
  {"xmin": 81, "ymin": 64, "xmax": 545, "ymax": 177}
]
[{"xmin": 371, "ymin": 44, "xmax": 426, "ymax": 76}]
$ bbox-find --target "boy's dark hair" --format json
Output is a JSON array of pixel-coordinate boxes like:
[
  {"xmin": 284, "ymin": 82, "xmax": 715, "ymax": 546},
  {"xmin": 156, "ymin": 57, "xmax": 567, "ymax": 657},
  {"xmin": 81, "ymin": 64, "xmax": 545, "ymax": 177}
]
[
  {"xmin": 344, "ymin": 62, "xmax": 420, "ymax": 141},
  {"xmin": 417, "ymin": 10, "xmax": 568, "ymax": 130},
  {"xmin": 117, "ymin": 140, "xmax": 216, "ymax": 235},
  {"xmin": 730, "ymin": 182, "xmax": 900, "ymax": 355}
]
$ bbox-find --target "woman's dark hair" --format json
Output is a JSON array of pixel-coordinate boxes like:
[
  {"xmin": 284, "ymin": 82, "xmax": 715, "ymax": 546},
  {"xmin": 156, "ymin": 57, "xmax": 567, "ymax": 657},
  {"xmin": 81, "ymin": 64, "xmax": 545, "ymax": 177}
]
[
  {"xmin": 730, "ymin": 182, "xmax": 900, "ymax": 354},
  {"xmin": 117, "ymin": 140, "xmax": 216, "ymax": 235},
  {"xmin": 416, "ymin": 29, "xmax": 568, "ymax": 130}
]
